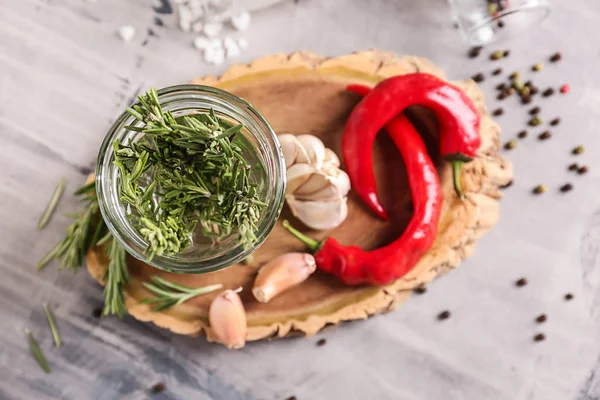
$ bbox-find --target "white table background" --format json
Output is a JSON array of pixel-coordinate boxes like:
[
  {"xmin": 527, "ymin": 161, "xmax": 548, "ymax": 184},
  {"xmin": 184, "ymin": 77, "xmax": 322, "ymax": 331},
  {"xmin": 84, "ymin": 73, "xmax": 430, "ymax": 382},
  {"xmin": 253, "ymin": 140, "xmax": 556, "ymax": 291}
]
[{"xmin": 1, "ymin": 0, "xmax": 600, "ymax": 399}]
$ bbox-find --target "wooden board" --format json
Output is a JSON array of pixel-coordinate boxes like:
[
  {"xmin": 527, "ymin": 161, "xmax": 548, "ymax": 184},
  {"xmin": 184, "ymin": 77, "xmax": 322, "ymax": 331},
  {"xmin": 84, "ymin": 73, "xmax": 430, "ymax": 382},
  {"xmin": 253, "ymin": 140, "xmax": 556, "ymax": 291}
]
[{"xmin": 87, "ymin": 50, "xmax": 513, "ymax": 345}]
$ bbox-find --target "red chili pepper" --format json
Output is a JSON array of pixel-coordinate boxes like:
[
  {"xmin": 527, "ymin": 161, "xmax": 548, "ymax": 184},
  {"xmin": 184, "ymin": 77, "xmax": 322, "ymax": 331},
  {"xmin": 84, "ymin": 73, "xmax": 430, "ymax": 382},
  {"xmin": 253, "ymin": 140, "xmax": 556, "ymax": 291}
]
[
  {"xmin": 344, "ymin": 73, "xmax": 480, "ymax": 220},
  {"xmin": 282, "ymin": 114, "xmax": 443, "ymax": 285}
]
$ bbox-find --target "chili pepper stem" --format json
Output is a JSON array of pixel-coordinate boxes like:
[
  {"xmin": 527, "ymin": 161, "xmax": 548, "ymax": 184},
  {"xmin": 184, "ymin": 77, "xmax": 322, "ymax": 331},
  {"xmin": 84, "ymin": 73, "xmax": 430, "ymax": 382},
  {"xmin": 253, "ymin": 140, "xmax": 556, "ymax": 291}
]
[
  {"xmin": 282, "ymin": 220, "xmax": 321, "ymax": 252},
  {"xmin": 451, "ymin": 160, "xmax": 466, "ymax": 200}
]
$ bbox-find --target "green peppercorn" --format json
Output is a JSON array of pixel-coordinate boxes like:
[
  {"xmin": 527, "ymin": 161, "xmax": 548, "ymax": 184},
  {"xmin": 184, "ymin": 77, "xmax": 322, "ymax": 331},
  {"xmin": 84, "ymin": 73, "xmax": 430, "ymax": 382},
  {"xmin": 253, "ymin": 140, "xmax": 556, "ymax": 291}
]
[
  {"xmin": 532, "ymin": 63, "xmax": 544, "ymax": 71},
  {"xmin": 490, "ymin": 50, "xmax": 504, "ymax": 60},
  {"xmin": 504, "ymin": 140, "xmax": 517, "ymax": 150},
  {"xmin": 533, "ymin": 185, "xmax": 547, "ymax": 194},
  {"xmin": 572, "ymin": 145, "xmax": 585, "ymax": 155},
  {"xmin": 529, "ymin": 115, "xmax": 542, "ymax": 127}
]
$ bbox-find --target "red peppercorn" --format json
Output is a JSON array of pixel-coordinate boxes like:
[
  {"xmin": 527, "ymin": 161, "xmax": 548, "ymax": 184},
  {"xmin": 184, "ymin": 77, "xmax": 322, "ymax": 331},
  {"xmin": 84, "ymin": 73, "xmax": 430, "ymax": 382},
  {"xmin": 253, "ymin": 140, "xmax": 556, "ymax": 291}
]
[{"xmin": 560, "ymin": 84, "xmax": 570, "ymax": 94}]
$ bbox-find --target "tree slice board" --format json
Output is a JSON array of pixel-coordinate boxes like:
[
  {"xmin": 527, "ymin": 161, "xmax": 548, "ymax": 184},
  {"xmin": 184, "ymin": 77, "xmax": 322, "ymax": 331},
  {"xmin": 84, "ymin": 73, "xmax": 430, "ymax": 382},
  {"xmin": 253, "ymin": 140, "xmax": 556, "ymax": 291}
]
[{"xmin": 86, "ymin": 50, "xmax": 513, "ymax": 345}]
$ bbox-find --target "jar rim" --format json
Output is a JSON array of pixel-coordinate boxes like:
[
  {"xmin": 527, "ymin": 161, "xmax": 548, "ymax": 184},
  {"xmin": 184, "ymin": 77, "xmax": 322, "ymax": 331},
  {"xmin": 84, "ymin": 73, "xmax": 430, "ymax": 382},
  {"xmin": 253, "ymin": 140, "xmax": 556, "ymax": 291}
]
[{"xmin": 95, "ymin": 84, "xmax": 286, "ymax": 273}]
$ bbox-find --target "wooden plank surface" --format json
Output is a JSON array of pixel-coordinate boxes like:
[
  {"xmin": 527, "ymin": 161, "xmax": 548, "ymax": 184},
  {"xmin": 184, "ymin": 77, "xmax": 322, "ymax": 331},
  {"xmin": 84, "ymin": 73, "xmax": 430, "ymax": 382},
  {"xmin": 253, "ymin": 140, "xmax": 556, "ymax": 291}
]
[{"xmin": 1, "ymin": 0, "xmax": 600, "ymax": 399}]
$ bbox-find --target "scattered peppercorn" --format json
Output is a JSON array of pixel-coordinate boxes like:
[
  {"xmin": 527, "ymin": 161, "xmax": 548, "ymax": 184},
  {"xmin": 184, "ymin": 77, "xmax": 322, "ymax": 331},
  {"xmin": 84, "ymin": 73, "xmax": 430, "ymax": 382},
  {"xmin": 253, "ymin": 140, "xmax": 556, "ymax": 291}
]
[
  {"xmin": 150, "ymin": 383, "xmax": 166, "ymax": 394},
  {"xmin": 92, "ymin": 308, "xmax": 103, "ymax": 318},
  {"xmin": 533, "ymin": 333, "xmax": 546, "ymax": 342},
  {"xmin": 538, "ymin": 131, "xmax": 552, "ymax": 140},
  {"xmin": 560, "ymin": 183, "xmax": 573, "ymax": 193},
  {"xmin": 504, "ymin": 140, "xmax": 517, "ymax": 150},
  {"xmin": 550, "ymin": 117, "xmax": 561, "ymax": 126},
  {"xmin": 509, "ymin": 72, "xmax": 520, "ymax": 80},
  {"xmin": 316, "ymin": 338, "xmax": 327, "ymax": 347},
  {"xmin": 529, "ymin": 106, "xmax": 541, "ymax": 115},
  {"xmin": 521, "ymin": 86, "xmax": 531, "ymax": 97},
  {"xmin": 506, "ymin": 87, "xmax": 515, "ymax": 95},
  {"xmin": 471, "ymin": 73, "xmax": 485, "ymax": 83},
  {"xmin": 518, "ymin": 130, "xmax": 528, "ymax": 139},
  {"xmin": 550, "ymin": 52, "xmax": 562, "ymax": 62},
  {"xmin": 529, "ymin": 115, "xmax": 542, "ymax": 126},
  {"xmin": 572, "ymin": 145, "xmax": 585, "ymax": 155},
  {"xmin": 490, "ymin": 50, "xmax": 504, "ymax": 60},
  {"xmin": 503, "ymin": 49, "xmax": 510, "ymax": 57},
  {"xmin": 542, "ymin": 88, "xmax": 555, "ymax": 97},
  {"xmin": 564, "ymin": 293, "xmax": 574, "ymax": 301},
  {"xmin": 437, "ymin": 310, "xmax": 451, "ymax": 321},
  {"xmin": 578, "ymin": 165, "xmax": 589, "ymax": 175},
  {"xmin": 414, "ymin": 285, "xmax": 427, "ymax": 294},
  {"xmin": 515, "ymin": 277, "xmax": 528, "ymax": 287},
  {"xmin": 532, "ymin": 184, "xmax": 547, "ymax": 194},
  {"xmin": 535, "ymin": 314, "xmax": 547, "ymax": 324},
  {"xmin": 496, "ymin": 83, "xmax": 507, "ymax": 91},
  {"xmin": 492, "ymin": 68, "xmax": 503, "ymax": 76},
  {"xmin": 497, "ymin": 93, "xmax": 507, "ymax": 101},
  {"xmin": 560, "ymin": 84, "xmax": 570, "ymax": 94},
  {"xmin": 532, "ymin": 63, "xmax": 543, "ymax": 72},
  {"xmin": 521, "ymin": 96, "xmax": 532, "ymax": 105},
  {"xmin": 468, "ymin": 46, "xmax": 483, "ymax": 58},
  {"xmin": 530, "ymin": 86, "xmax": 539, "ymax": 95},
  {"xmin": 493, "ymin": 108, "xmax": 504, "ymax": 116},
  {"xmin": 497, "ymin": 20, "xmax": 505, "ymax": 28},
  {"xmin": 569, "ymin": 163, "xmax": 579, "ymax": 171},
  {"xmin": 512, "ymin": 80, "xmax": 524, "ymax": 91},
  {"xmin": 286, "ymin": 396, "xmax": 298, "ymax": 400}
]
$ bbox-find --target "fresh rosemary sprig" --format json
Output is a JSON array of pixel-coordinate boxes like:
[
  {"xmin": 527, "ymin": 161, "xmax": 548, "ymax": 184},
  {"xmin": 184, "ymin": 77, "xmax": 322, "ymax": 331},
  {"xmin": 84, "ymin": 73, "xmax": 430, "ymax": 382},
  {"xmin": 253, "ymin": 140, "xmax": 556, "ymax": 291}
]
[
  {"xmin": 102, "ymin": 237, "xmax": 129, "ymax": 318},
  {"xmin": 114, "ymin": 88, "xmax": 266, "ymax": 260},
  {"xmin": 38, "ymin": 177, "xmax": 65, "ymax": 230},
  {"xmin": 37, "ymin": 181, "xmax": 129, "ymax": 318},
  {"xmin": 141, "ymin": 276, "xmax": 222, "ymax": 312},
  {"xmin": 43, "ymin": 304, "xmax": 61, "ymax": 348},
  {"xmin": 26, "ymin": 329, "xmax": 51, "ymax": 374}
]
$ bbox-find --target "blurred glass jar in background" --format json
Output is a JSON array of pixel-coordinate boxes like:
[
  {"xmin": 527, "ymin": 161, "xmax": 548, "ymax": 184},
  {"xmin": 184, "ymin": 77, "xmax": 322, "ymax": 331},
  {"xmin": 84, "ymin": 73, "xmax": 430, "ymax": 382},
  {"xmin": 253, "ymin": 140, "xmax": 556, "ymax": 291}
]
[{"xmin": 448, "ymin": 0, "xmax": 550, "ymax": 45}]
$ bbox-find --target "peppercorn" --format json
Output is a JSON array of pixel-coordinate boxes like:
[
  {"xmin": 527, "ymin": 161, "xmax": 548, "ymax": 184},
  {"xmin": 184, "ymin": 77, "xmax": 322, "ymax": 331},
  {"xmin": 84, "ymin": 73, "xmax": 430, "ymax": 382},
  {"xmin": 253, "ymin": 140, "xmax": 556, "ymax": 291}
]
[
  {"xmin": 471, "ymin": 73, "xmax": 485, "ymax": 83},
  {"xmin": 532, "ymin": 184, "xmax": 546, "ymax": 194},
  {"xmin": 497, "ymin": 93, "xmax": 507, "ymax": 101},
  {"xmin": 564, "ymin": 293, "xmax": 574, "ymax": 301},
  {"xmin": 572, "ymin": 145, "xmax": 585, "ymax": 155},
  {"xmin": 550, "ymin": 52, "xmax": 562, "ymax": 62},
  {"xmin": 550, "ymin": 118, "xmax": 561, "ymax": 126},
  {"xmin": 538, "ymin": 131, "xmax": 552, "ymax": 140},
  {"xmin": 560, "ymin": 183, "xmax": 573, "ymax": 192},
  {"xmin": 529, "ymin": 106, "xmax": 541, "ymax": 115},
  {"xmin": 532, "ymin": 63, "xmax": 543, "ymax": 72},
  {"xmin": 490, "ymin": 50, "xmax": 504, "ymax": 60},
  {"xmin": 503, "ymin": 50, "xmax": 510, "ymax": 57},
  {"xmin": 521, "ymin": 86, "xmax": 531, "ymax": 96},
  {"xmin": 468, "ymin": 46, "xmax": 483, "ymax": 58},
  {"xmin": 560, "ymin": 84, "xmax": 570, "ymax": 94},
  {"xmin": 504, "ymin": 140, "xmax": 517, "ymax": 150},
  {"xmin": 542, "ymin": 88, "xmax": 555, "ymax": 97},
  {"xmin": 437, "ymin": 310, "xmax": 451, "ymax": 321},
  {"xmin": 578, "ymin": 165, "xmax": 589, "ymax": 175},
  {"xmin": 492, "ymin": 68, "xmax": 503, "ymax": 76},
  {"xmin": 515, "ymin": 277, "xmax": 528, "ymax": 287},
  {"xmin": 535, "ymin": 314, "xmax": 547, "ymax": 323},
  {"xmin": 496, "ymin": 83, "xmax": 507, "ymax": 91},
  {"xmin": 530, "ymin": 86, "xmax": 539, "ymax": 95},
  {"xmin": 518, "ymin": 130, "xmax": 528, "ymax": 139},
  {"xmin": 286, "ymin": 396, "xmax": 298, "ymax": 400},
  {"xmin": 150, "ymin": 383, "xmax": 166, "ymax": 394},
  {"xmin": 414, "ymin": 285, "xmax": 427, "ymax": 294},
  {"xmin": 512, "ymin": 80, "xmax": 524, "ymax": 91},
  {"xmin": 92, "ymin": 307, "xmax": 103, "ymax": 318},
  {"xmin": 493, "ymin": 108, "xmax": 504, "ymax": 117},
  {"xmin": 521, "ymin": 96, "xmax": 532, "ymax": 105},
  {"xmin": 529, "ymin": 115, "xmax": 542, "ymax": 126},
  {"xmin": 533, "ymin": 333, "xmax": 546, "ymax": 342},
  {"xmin": 497, "ymin": 20, "xmax": 505, "ymax": 28},
  {"xmin": 487, "ymin": 3, "xmax": 498, "ymax": 15},
  {"xmin": 568, "ymin": 163, "xmax": 579, "ymax": 171},
  {"xmin": 506, "ymin": 87, "xmax": 515, "ymax": 95},
  {"xmin": 316, "ymin": 338, "xmax": 327, "ymax": 346},
  {"xmin": 509, "ymin": 72, "xmax": 520, "ymax": 80}
]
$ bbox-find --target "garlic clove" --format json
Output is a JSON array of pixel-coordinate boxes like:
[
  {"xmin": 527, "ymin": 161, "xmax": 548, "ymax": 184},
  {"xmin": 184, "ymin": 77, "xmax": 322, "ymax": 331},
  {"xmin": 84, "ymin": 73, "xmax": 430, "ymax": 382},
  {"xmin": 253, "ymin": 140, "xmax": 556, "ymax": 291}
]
[
  {"xmin": 324, "ymin": 166, "xmax": 351, "ymax": 197},
  {"xmin": 292, "ymin": 196, "xmax": 349, "ymax": 230},
  {"xmin": 296, "ymin": 134, "xmax": 326, "ymax": 169},
  {"xmin": 252, "ymin": 253, "xmax": 316, "ymax": 303},
  {"xmin": 323, "ymin": 148, "xmax": 341, "ymax": 168},
  {"xmin": 294, "ymin": 171, "xmax": 331, "ymax": 197},
  {"xmin": 294, "ymin": 181, "xmax": 341, "ymax": 202},
  {"xmin": 279, "ymin": 134, "xmax": 310, "ymax": 168},
  {"xmin": 208, "ymin": 289, "xmax": 247, "ymax": 349},
  {"xmin": 286, "ymin": 163, "xmax": 318, "ymax": 194}
]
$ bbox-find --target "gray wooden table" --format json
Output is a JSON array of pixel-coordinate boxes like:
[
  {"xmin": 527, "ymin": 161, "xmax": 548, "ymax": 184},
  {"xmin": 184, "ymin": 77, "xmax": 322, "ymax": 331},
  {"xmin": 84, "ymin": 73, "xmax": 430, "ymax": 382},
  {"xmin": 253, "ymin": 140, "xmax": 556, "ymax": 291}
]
[{"xmin": 2, "ymin": 0, "xmax": 600, "ymax": 399}]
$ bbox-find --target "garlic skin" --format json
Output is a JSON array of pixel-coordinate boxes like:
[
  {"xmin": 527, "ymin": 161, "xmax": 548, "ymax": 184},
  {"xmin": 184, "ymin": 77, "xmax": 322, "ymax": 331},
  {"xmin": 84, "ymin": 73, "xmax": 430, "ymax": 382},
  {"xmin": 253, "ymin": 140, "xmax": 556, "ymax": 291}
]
[
  {"xmin": 252, "ymin": 253, "xmax": 316, "ymax": 303},
  {"xmin": 278, "ymin": 133, "xmax": 351, "ymax": 230},
  {"xmin": 208, "ymin": 289, "xmax": 247, "ymax": 349}
]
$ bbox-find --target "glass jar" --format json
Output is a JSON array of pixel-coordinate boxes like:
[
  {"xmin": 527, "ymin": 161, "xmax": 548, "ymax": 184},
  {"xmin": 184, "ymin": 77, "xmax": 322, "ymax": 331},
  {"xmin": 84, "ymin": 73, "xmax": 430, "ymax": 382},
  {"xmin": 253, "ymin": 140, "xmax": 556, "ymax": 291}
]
[
  {"xmin": 448, "ymin": 0, "xmax": 550, "ymax": 45},
  {"xmin": 95, "ymin": 84, "xmax": 286, "ymax": 273}
]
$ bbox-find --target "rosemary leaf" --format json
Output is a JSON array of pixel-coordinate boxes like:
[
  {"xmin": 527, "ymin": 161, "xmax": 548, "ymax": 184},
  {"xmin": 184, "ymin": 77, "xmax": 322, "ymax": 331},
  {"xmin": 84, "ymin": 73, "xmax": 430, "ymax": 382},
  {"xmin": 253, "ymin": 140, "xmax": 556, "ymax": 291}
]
[
  {"xmin": 43, "ymin": 304, "xmax": 61, "ymax": 348},
  {"xmin": 37, "ymin": 177, "xmax": 66, "ymax": 230},
  {"xmin": 26, "ymin": 329, "xmax": 51, "ymax": 374},
  {"xmin": 141, "ymin": 276, "xmax": 222, "ymax": 312},
  {"xmin": 102, "ymin": 237, "xmax": 129, "ymax": 318}
]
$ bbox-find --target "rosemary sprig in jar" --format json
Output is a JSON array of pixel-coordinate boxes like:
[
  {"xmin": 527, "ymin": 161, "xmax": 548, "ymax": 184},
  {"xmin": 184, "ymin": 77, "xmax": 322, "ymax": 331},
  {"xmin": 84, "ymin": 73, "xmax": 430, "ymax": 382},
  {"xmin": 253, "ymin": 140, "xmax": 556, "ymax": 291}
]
[{"xmin": 114, "ymin": 88, "xmax": 267, "ymax": 260}]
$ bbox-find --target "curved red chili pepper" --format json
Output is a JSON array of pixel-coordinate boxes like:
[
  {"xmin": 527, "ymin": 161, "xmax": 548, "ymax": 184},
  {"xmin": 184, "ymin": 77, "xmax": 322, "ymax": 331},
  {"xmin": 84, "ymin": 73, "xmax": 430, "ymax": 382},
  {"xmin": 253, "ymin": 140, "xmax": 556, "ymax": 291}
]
[
  {"xmin": 344, "ymin": 73, "xmax": 480, "ymax": 219},
  {"xmin": 283, "ymin": 114, "xmax": 443, "ymax": 285}
]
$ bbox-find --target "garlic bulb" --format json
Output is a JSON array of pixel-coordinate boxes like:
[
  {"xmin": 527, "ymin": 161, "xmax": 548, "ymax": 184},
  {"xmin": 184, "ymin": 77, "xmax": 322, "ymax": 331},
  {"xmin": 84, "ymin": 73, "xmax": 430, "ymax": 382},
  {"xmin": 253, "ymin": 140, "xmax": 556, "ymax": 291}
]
[{"xmin": 277, "ymin": 133, "xmax": 351, "ymax": 230}]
